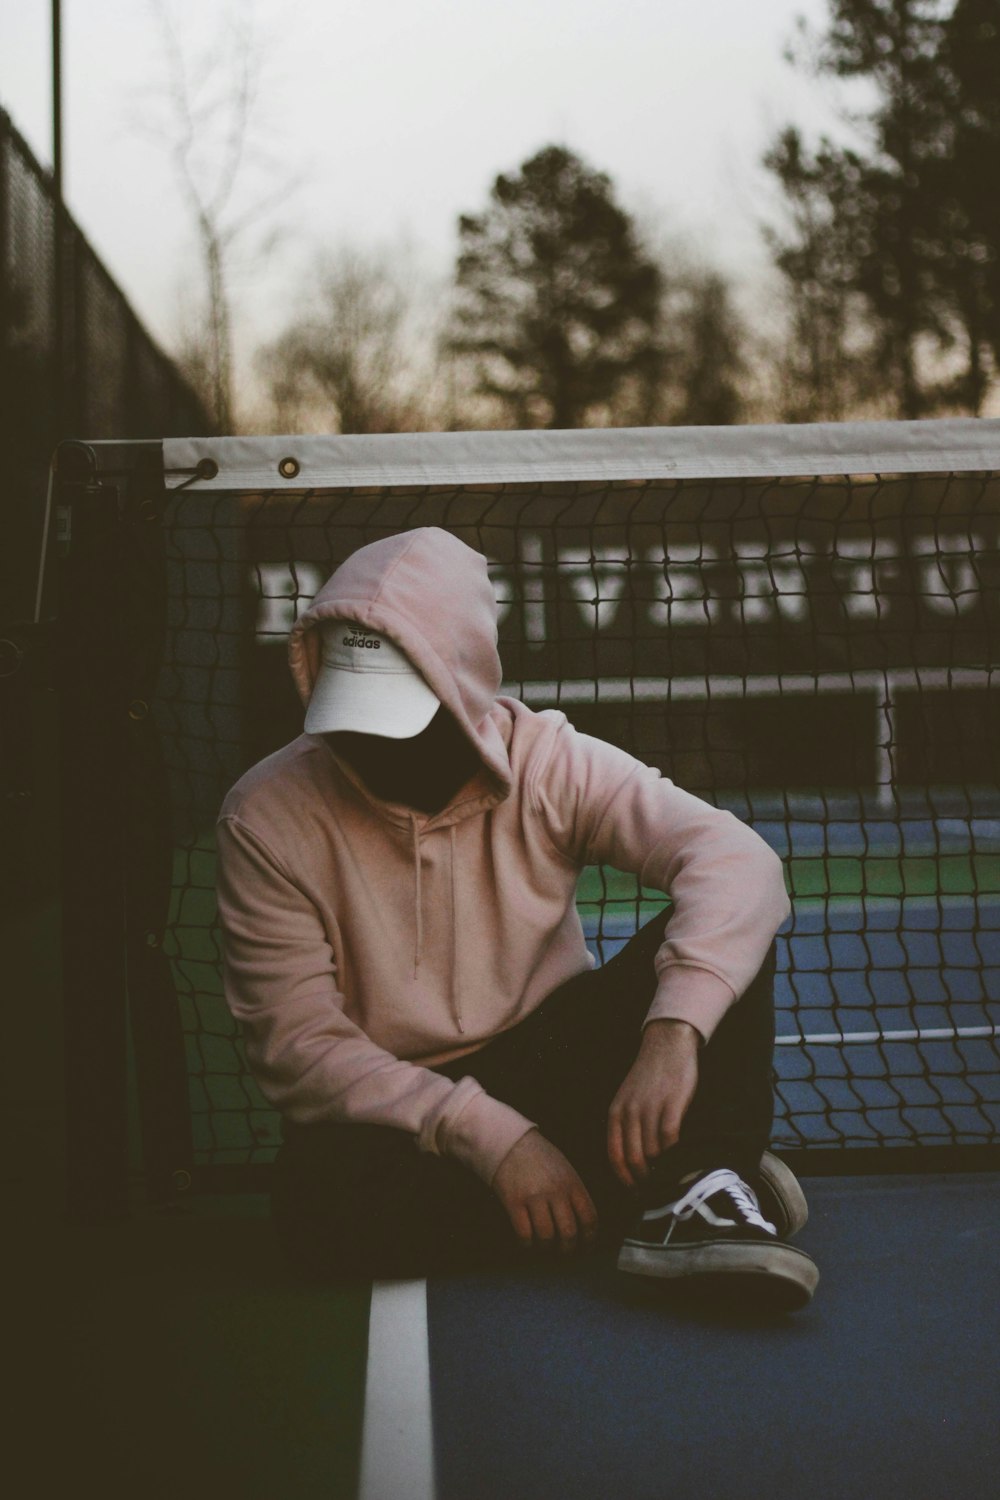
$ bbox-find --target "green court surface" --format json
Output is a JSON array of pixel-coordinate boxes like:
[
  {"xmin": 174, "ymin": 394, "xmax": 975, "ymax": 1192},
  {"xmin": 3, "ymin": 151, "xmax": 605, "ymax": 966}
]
[
  {"xmin": 166, "ymin": 831, "xmax": 999, "ymax": 1165},
  {"xmin": 577, "ymin": 857, "xmax": 1000, "ymax": 906},
  {"xmin": 22, "ymin": 1199, "xmax": 371, "ymax": 1500},
  {"xmin": 173, "ymin": 840, "xmax": 998, "ymax": 934},
  {"xmin": 785, "ymin": 853, "xmax": 998, "ymax": 898},
  {"xmin": 176, "ymin": 824, "xmax": 1000, "ymax": 890}
]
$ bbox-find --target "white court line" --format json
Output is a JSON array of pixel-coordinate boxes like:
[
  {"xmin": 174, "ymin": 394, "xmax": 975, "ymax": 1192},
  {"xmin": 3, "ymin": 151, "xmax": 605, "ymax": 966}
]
[
  {"xmin": 502, "ymin": 667, "xmax": 997, "ymax": 703},
  {"xmin": 776, "ymin": 1023, "xmax": 999, "ymax": 1046},
  {"xmin": 359, "ymin": 1279, "xmax": 436, "ymax": 1500}
]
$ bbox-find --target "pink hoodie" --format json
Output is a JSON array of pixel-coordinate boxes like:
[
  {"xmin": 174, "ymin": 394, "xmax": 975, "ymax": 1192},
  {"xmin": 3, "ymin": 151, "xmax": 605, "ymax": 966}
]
[{"xmin": 215, "ymin": 527, "xmax": 790, "ymax": 1184}]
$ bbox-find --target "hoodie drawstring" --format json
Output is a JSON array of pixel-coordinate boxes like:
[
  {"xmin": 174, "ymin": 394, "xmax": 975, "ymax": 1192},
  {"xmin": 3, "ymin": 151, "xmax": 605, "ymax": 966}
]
[
  {"xmin": 410, "ymin": 814, "xmax": 423, "ymax": 979},
  {"xmin": 450, "ymin": 824, "xmax": 464, "ymax": 1034},
  {"xmin": 409, "ymin": 814, "xmax": 464, "ymax": 1035}
]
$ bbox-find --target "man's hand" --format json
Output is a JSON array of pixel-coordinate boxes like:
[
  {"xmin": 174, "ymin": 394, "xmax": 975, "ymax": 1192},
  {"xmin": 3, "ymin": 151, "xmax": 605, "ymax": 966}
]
[
  {"xmin": 607, "ymin": 1019, "xmax": 700, "ymax": 1188},
  {"xmin": 492, "ymin": 1131, "xmax": 599, "ymax": 1253}
]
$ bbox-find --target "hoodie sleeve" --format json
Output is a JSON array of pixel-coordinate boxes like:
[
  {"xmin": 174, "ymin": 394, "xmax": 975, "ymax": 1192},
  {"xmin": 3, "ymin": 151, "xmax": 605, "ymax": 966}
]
[
  {"xmin": 529, "ymin": 718, "xmax": 790, "ymax": 1043},
  {"xmin": 215, "ymin": 814, "xmax": 535, "ymax": 1184}
]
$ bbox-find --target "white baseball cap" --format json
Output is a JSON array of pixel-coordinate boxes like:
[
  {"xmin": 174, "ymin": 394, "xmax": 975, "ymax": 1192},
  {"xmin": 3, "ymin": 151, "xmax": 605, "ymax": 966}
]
[{"xmin": 304, "ymin": 619, "xmax": 440, "ymax": 738}]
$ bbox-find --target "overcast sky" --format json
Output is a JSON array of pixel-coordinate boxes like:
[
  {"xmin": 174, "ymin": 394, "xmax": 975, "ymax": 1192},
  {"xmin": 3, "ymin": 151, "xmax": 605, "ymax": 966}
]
[{"xmin": 1, "ymin": 0, "xmax": 851, "ymax": 358}]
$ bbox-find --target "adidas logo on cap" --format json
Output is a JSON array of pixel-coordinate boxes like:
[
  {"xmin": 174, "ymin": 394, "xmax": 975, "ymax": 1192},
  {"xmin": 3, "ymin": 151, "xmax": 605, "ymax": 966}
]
[{"xmin": 306, "ymin": 615, "xmax": 439, "ymax": 736}]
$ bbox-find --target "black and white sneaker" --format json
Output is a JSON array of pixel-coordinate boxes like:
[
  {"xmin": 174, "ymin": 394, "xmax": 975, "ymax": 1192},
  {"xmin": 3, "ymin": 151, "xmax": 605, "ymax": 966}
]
[{"xmin": 617, "ymin": 1167, "xmax": 819, "ymax": 1311}]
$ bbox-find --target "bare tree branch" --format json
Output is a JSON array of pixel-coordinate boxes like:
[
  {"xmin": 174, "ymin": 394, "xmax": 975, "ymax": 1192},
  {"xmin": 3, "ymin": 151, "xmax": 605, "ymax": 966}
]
[{"xmin": 143, "ymin": 0, "xmax": 297, "ymax": 430}]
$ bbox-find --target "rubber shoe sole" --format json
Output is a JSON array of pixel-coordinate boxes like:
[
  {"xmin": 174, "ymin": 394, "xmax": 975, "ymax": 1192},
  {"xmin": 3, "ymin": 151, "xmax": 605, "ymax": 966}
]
[
  {"xmin": 617, "ymin": 1238, "xmax": 820, "ymax": 1311},
  {"xmin": 757, "ymin": 1151, "xmax": 808, "ymax": 1240}
]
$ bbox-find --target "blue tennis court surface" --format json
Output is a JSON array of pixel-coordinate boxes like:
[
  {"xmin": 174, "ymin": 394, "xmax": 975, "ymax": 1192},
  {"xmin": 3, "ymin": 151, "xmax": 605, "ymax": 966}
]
[
  {"xmin": 584, "ymin": 893, "xmax": 1000, "ymax": 1151},
  {"xmin": 587, "ymin": 897, "xmax": 1000, "ymax": 1028},
  {"xmin": 427, "ymin": 1173, "xmax": 1000, "ymax": 1500}
]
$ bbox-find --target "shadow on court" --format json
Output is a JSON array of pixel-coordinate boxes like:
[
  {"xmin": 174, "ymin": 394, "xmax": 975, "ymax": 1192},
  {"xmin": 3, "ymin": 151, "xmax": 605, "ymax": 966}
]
[{"xmin": 17, "ymin": 1200, "xmax": 371, "ymax": 1500}]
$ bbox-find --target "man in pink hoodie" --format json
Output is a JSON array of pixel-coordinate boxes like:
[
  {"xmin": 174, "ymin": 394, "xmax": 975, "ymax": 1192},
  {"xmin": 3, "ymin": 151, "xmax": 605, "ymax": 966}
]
[{"xmin": 217, "ymin": 527, "xmax": 819, "ymax": 1308}]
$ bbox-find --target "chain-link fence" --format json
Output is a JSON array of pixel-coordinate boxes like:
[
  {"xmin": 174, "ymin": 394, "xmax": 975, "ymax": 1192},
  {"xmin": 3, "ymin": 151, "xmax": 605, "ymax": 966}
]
[{"xmin": 0, "ymin": 107, "xmax": 209, "ymax": 904}]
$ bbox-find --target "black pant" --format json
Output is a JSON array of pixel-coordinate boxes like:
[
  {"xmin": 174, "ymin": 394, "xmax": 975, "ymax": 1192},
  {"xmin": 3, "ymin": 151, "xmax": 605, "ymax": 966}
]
[{"xmin": 270, "ymin": 913, "xmax": 776, "ymax": 1279}]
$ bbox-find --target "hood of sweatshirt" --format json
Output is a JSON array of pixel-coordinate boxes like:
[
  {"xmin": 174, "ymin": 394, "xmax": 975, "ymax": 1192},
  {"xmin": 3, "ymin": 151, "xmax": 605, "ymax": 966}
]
[{"xmin": 288, "ymin": 527, "xmax": 513, "ymax": 809}]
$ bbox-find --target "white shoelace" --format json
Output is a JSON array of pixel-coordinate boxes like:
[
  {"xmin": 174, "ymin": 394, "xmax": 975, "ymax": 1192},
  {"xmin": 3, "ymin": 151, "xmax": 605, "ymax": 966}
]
[{"xmin": 641, "ymin": 1168, "xmax": 777, "ymax": 1234}]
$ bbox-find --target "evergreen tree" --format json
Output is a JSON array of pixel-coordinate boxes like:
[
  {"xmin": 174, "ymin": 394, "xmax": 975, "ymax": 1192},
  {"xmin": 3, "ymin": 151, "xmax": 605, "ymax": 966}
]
[
  {"xmin": 766, "ymin": 1, "xmax": 961, "ymax": 418},
  {"xmin": 764, "ymin": 130, "xmax": 876, "ymax": 418},
  {"xmin": 930, "ymin": 0, "xmax": 1000, "ymax": 409},
  {"xmin": 671, "ymin": 272, "xmax": 747, "ymax": 426},
  {"xmin": 450, "ymin": 146, "xmax": 665, "ymax": 429}
]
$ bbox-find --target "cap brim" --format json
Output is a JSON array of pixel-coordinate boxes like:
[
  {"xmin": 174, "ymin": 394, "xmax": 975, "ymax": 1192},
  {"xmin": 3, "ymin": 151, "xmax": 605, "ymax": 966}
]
[{"xmin": 305, "ymin": 663, "xmax": 440, "ymax": 738}]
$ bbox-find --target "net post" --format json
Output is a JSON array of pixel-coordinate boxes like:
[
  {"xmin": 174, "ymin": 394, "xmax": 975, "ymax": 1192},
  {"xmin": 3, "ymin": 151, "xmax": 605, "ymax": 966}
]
[
  {"xmin": 119, "ymin": 445, "xmax": 197, "ymax": 1209},
  {"xmin": 55, "ymin": 440, "xmax": 131, "ymax": 1222},
  {"xmin": 55, "ymin": 439, "xmax": 195, "ymax": 1222},
  {"xmin": 0, "ymin": 112, "xmax": 9, "ymax": 383}
]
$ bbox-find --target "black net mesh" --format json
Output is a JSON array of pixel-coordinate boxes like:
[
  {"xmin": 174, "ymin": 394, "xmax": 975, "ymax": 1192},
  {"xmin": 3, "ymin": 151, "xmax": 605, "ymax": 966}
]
[{"xmin": 155, "ymin": 470, "xmax": 1000, "ymax": 1168}]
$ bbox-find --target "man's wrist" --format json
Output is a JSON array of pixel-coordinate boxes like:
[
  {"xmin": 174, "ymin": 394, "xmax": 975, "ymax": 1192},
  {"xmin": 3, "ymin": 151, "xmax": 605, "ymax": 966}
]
[{"xmin": 642, "ymin": 1016, "xmax": 704, "ymax": 1050}]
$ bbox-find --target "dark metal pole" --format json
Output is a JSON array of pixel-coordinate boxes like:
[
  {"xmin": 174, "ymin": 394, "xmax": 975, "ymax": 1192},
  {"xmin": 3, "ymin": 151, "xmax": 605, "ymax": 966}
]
[
  {"xmin": 52, "ymin": 0, "xmax": 67, "ymax": 439},
  {"xmin": 56, "ymin": 442, "xmax": 132, "ymax": 1223},
  {"xmin": 52, "ymin": 0, "xmax": 63, "ymax": 204}
]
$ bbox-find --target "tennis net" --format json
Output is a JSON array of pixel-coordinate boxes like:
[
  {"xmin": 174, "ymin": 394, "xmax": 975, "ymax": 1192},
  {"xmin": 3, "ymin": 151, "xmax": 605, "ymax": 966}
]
[{"xmin": 125, "ymin": 423, "xmax": 1000, "ymax": 1183}]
